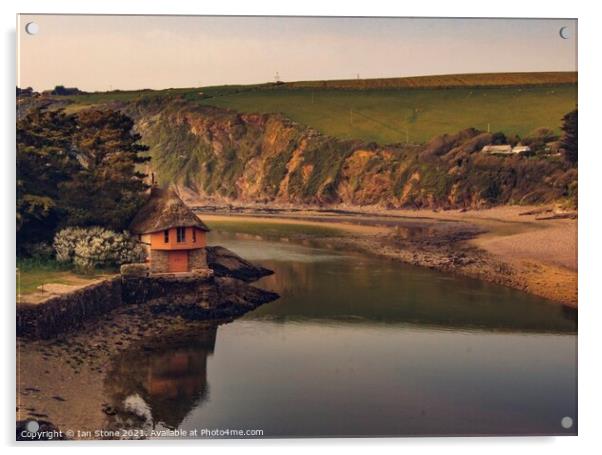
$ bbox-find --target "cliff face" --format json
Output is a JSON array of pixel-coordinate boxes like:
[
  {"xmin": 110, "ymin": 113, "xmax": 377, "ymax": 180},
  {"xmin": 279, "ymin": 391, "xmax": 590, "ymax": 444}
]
[
  {"xmin": 9, "ymin": 92, "xmax": 550, "ymax": 210},
  {"xmin": 124, "ymin": 97, "xmax": 576, "ymax": 209}
]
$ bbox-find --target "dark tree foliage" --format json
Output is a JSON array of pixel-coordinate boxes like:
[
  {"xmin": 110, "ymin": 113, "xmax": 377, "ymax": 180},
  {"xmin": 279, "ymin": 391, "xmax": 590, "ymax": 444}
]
[
  {"xmin": 17, "ymin": 107, "xmax": 150, "ymax": 249},
  {"xmin": 491, "ymin": 132, "xmax": 507, "ymax": 145},
  {"xmin": 51, "ymin": 85, "xmax": 84, "ymax": 96},
  {"xmin": 17, "ymin": 109, "xmax": 80, "ymax": 245},
  {"xmin": 16, "ymin": 86, "xmax": 34, "ymax": 97},
  {"xmin": 60, "ymin": 110, "xmax": 150, "ymax": 230},
  {"xmin": 561, "ymin": 109, "xmax": 578, "ymax": 164}
]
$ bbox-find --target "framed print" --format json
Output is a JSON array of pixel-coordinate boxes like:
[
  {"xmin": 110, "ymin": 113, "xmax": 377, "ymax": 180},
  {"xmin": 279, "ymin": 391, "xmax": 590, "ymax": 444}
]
[{"xmin": 16, "ymin": 14, "xmax": 577, "ymax": 440}]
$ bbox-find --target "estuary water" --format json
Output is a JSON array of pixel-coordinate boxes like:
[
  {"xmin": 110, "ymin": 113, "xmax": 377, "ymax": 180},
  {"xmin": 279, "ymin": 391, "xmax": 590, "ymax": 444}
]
[{"xmin": 113, "ymin": 221, "xmax": 577, "ymax": 437}]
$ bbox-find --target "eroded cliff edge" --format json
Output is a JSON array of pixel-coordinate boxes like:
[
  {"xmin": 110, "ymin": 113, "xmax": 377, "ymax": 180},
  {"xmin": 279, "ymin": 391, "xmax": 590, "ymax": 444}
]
[{"xmin": 122, "ymin": 97, "xmax": 576, "ymax": 210}]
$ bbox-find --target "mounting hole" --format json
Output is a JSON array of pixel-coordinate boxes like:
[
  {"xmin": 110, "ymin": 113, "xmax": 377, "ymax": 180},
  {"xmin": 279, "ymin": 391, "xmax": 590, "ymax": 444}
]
[
  {"xmin": 559, "ymin": 26, "xmax": 570, "ymax": 40},
  {"xmin": 25, "ymin": 22, "xmax": 39, "ymax": 35},
  {"xmin": 561, "ymin": 416, "xmax": 573, "ymax": 429},
  {"xmin": 26, "ymin": 420, "xmax": 39, "ymax": 432}
]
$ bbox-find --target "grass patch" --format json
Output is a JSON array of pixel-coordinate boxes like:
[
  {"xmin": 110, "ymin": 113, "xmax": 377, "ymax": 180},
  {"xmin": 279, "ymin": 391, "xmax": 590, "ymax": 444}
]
[
  {"xmin": 16, "ymin": 258, "xmax": 115, "ymax": 296},
  {"xmin": 60, "ymin": 73, "xmax": 577, "ymax": 146},
  {"xmin": 197, "ymin": 85, "xmax": 577, "ymax": 144}
]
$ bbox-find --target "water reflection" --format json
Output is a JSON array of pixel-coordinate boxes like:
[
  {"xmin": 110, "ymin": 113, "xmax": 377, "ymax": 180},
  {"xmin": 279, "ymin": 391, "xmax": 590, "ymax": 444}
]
[
  {"xmin": 104, "ymin": 326, "xmax": 217, "ymax": 430},
  {"xmin": 210, "ymin": 231, "xmax": 576, "ymax": 334},
  {"xmin": 101, "ymin": 224, "xmax": 576, "ymax": 437}
]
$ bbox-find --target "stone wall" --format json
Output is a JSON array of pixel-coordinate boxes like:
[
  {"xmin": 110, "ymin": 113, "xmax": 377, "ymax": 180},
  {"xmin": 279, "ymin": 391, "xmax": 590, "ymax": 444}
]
[
  {"xmin": 150, "ymin": 248, "xmax": 208, "ymax": 273},
  {"xmin": 189, "ymin": 248, "xmax": 208, "ymax": 271},
  {"xmin": 17, "ymin": 277, "xmax": 123, "ymax": 339},
  {"xmin": 150, "ymin": 249, "xmax": 169, "ymax": 273}
]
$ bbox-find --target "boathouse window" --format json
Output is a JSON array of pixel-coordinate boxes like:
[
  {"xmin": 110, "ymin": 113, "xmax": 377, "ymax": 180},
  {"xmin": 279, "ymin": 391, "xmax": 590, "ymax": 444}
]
[
  {"xmin": 177, "ymin": 227, "xmax": 186, "ymax": 243},
  {"xmin": 164, "ymin": 229, "xmax": 169, "ymax": 243},
  {"xmin": 192, "ymin": 229, "xmax": 196, "ymax": 242}
]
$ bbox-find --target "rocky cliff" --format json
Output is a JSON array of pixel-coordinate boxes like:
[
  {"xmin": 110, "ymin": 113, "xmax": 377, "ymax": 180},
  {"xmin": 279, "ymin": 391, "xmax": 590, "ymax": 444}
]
[
  {"xmin": 21, "ymin": 94, "xmax": 576, "ymax": 210},
  {"xmin": 122, "ymin": 96, "xmax": 576, "ymax": 210}
]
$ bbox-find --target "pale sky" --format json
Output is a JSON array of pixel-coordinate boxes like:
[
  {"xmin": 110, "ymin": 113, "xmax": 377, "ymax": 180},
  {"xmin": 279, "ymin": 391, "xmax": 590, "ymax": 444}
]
[{"xmin": 17, "ymin": 15, "xmax": 577, "ymax": 92}]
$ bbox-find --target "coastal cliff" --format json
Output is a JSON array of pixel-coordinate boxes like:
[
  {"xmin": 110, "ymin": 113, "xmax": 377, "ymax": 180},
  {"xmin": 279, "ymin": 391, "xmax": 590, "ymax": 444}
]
[
  {"xmin": 122, "ymin": 97, "xmax": 577, "ymax": 210},
  {"xmin": 17, "ymin": 93, "xmax": 577, "ymax": 210}
]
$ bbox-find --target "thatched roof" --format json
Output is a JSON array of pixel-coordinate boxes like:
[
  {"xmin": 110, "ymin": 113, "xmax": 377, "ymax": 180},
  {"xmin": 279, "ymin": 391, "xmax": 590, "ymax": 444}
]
[{"xmin": 129, "ymin": 187, "xmax": 210, "ymax": 234}]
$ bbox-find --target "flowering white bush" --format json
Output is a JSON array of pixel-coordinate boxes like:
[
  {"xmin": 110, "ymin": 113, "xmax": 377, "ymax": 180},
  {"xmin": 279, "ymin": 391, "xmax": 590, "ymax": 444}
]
[
  {"xmin": 53, "ymin": 227, "xmax": 87, "ymax": 263},
  {"xmin": 53, "ymin": 226, "xmax": 146, "ymax": 270}
]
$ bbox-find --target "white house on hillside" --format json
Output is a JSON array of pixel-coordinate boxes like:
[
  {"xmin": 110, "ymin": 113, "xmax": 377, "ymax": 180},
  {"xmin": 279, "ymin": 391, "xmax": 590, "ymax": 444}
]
[{"xmin": 481, "ymin": 144, "xmax": 531, "ymax": 156}]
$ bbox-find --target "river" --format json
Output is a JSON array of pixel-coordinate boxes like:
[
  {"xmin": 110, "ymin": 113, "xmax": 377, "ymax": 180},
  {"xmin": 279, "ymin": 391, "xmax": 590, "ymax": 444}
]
[{"xmin": 110, "ymin": 220, "xmax": 577, "ymax": 437}]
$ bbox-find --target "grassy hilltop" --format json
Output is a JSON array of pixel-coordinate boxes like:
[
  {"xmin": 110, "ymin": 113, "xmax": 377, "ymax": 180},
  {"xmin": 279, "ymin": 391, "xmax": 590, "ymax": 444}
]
[
  {"xmin": 198, "ymin": 85, "xmax": 576, "ymax": 145},
  {"xmin": 61, "ymin": 72, "xmax": 576, "ymax": 145}
]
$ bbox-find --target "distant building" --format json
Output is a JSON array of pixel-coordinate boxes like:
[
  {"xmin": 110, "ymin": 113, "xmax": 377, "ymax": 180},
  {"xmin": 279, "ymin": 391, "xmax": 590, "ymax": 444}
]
[
  {"xmin": 129, "ymin": 187, "xmax": 210, "ymax": 273},
  {"xmin": 481, "ymin": 144, "xmax": 532, "ymax": 156},
  {"xmin": 511, "ymin": 145, "xmax": 532, "ymax": 155},
  {"xmin": 482, "ymin": 145, "xmax": 513, "ymax": 155}
]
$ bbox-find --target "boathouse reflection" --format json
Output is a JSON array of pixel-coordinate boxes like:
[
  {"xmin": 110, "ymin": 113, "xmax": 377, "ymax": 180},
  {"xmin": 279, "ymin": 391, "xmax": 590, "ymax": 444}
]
[{"xmin": 104, "ymin": 325, "xmax": 217, "ymax": 430}]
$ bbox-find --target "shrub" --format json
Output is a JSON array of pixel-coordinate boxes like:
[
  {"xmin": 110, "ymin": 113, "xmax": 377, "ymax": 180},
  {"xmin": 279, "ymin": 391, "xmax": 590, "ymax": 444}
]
[
  {"xmin": 120, "ymin": 263, "xmax": 150, "ymax": 277},
  {"xmin": 20, "ymin": 241, "xmax": 55, "ymax": 260},
  {"xmin": 53, "ymin": 226, "xmax": 146, "ymax": 271},
  {"xmin": 53, "ymin": 227, "xmax": 88, "ymax": 263}
]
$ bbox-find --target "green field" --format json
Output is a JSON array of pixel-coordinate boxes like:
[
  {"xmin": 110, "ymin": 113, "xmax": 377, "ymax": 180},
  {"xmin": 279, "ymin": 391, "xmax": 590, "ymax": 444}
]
[
  {"xmin": 198, "ymin": 85, "xmax": 577, "ymax": 144},
  {"xmin": 284, "ymin": 71, "xmax": 577, "ymax": 89},
  {"xmin": 60, "ymin": 72, "xmax": 577, "ymax": 145}
]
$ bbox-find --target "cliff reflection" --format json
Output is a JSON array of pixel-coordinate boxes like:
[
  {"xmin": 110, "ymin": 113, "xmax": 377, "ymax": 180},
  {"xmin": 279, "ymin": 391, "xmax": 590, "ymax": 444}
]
[
  {"xmin": 104, "ymin": 325, "xmax": 217, "ymax": 430},
  {"xmin": 250, "ymin": 255, "xmax": 577, "ymax": 333},
  {"xmin": 201, "ymin": 228, "xmax": 578, "ymax": 334}
]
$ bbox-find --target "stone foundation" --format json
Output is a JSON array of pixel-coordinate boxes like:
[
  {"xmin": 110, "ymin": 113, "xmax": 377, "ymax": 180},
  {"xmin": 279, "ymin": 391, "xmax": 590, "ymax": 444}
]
[
  {"xmin": 149, "ymin": 249, "xmax": 169, "ymax": 273},
  {"xmin": 150, "ymin": 248, "xmax": 208, "ymax": 273},
  {"xmin": 189, "ymin": 248, "xmax": 208, "ymax": 271},
  {"xmin": 121, "ymin": 273, "xmax": 216, "ymax": 308}
]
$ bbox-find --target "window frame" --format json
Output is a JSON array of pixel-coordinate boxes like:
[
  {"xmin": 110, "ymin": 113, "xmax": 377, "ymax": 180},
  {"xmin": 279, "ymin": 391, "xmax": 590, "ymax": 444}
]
[
  {"xmin": 163, "ymin": 229, "xmax": 169, "ymax": 243},
  {"xmin": 176, "ymin": 226, "xmax": 186, "ymax": 243}
]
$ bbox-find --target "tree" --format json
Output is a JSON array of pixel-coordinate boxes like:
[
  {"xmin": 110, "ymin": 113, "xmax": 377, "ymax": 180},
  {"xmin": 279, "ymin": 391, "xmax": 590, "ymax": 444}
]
[
  {"xmin": 17, "ymin": 106, "xmax": 151, "ymax": 252},
  {"xmin": 60, "ymin": 109, "xmax": 150, "ymax": 230},
  {"xmin": 17, "ymin": 109, "xmax": 80, "ymax": 246},
  {"xmin": 561, "ymin": 109, "xmax": 577, "ymax": 164},
  {"xmin": 491, "ymin": 132, "xmax": 507, "ymax": 145}
]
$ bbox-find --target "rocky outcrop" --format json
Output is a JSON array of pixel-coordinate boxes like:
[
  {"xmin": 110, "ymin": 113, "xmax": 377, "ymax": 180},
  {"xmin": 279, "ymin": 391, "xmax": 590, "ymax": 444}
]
[
  {"xmin": 147, "ymin": 276, "xmax": 278, "ymax": 320},
  {"xmin": 206, "ymin": 246, "xmax": 273, "ymax": 282},
  {"xmin": 121, "ymin": 272, "xmax": 218, "ymax": 308}
]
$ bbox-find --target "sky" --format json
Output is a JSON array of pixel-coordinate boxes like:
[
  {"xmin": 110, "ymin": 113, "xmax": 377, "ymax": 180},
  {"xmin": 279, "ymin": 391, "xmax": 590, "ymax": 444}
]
[{"xmin": 17, "ymin": 15, "xmax": 577, "ymax": 92}]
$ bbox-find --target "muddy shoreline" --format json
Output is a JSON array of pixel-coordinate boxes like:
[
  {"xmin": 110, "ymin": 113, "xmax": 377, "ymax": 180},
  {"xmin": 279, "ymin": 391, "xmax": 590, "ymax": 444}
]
[
  {"xmin": 16, "ymin": 246, "xmax": 278, "ymax": 439},
  {"xmin": 17, "ymin": 303, "xmax": 227, "ymax": 439}
]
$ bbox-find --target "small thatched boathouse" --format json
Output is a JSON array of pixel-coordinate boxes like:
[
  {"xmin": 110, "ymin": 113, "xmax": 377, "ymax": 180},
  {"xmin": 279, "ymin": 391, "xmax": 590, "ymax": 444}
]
[{"xmin": 129, "ymin": 187, "xmax": 210, "ymax": 273}]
